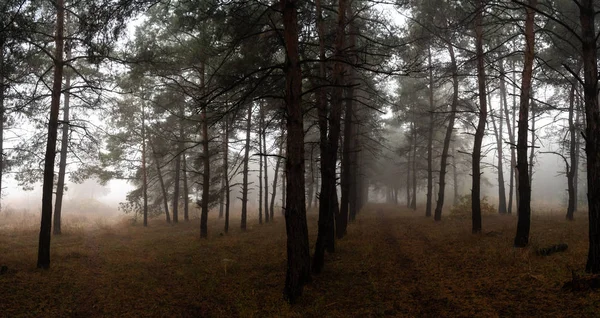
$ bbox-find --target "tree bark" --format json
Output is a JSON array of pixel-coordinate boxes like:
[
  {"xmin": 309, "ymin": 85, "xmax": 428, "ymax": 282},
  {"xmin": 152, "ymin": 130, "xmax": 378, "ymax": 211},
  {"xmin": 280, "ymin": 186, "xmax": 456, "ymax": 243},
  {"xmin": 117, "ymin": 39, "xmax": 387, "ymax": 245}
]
[
  {"xmin": 514, "ymin": 0, "xmax": 536, "ymax": 247},
  {"xmin": 200, "ymin": 63, "xmax": 209, "ymax": 238},
  {"xmin": 500, "ymin": 60, "xmax": 515, "ymax": 214},
  {"xmin": 53, "ymin": 15, "xmax": 71, "ymax": 234},
  {"xmin": 426, "ymin": 45, "xmax": 435, "ymax": 218},
  {"xmin": 529, "ymin": 99, "xmax": 536, "ymax": 187},
  {"xmin": 172, "ymin": 138, "xmax": 181, "ymax": 223},
  {"xmin": 434, "ymin": 42, "xmax": 458, "ymax": 221},
  {"xmin": 259, "ymin": 106, "xmax": 263, "ymax": 225},
  {"xmin": 262, "ymin": 108, "xmax": 269, "ymax": 223},
  {"xmin": 579, "ymin": 0, "xmax": 600, "ymax": 274},
  {"xmin": 151, "ymin": 142, "xmax": 170, "ymax": 223},
  {"xmin": 410, "ymin": 120, "xmax": 417, "ymax": 210},
  {"xmin": 0, "ymin": 39, "xmax": 4, "ymax": 213},
  {"xmin": 223, "ymin": 116, "xmax": 230, "ymax": 233},
  {"xmin": 566, "ymin": 82, "xmax": 577, "ymax": 220},
  {"xmin": 281, "ymin": 0, "xmax": 311, "ymax": 303},
  {"xmin": 452, "ymin": 144, "xmax": 459, "ymax": 205},
  {"xmin": 490, "ymin": 90, "xmax": 507, "ymax": 214},
  {"xmin": 241, "ymin": 103, "xmax": 252, "ymax": 231},
  {"xmin": 182, "ymin": 152, "xmax": 189, "ymax": 221},
  {"xmin": 38, "ymin": 0, "xmax": 65, "ymax": 269},
  {"xmin": 141, "ymin": 102, "xmax": 148, "ymax": 227},
  {"xmin": 314, "ymin": 0, "xmax": 343, "ymax": 274},
  {"xmin": 471, "ymin": 0, "xmax": 487, "ymax": 234},
  {"xmin": 270, "ymin": 124, "xmax": 283, "ymax": 220}
]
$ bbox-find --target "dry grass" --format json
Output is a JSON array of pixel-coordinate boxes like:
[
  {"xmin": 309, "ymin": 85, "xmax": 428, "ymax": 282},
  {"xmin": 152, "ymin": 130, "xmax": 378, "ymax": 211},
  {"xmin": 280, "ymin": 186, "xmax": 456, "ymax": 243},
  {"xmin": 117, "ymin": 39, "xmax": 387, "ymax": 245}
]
[{"xmin": 1, "ymin": 204, "xmax": 599, "ymax": 317}]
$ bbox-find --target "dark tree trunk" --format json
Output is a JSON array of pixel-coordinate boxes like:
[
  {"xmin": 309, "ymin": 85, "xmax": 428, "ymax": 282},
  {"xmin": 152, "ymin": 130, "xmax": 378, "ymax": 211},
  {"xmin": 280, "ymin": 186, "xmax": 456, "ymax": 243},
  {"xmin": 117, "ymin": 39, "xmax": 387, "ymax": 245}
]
[
  {"xmin": 200, "ymin": 64, "xmax": 209, "ymax": 238},
  {"xmin": 200, "ymin": 105, "xmax": 209, "ymax": 238},
  {"xmin": 452, "ymin": 145, "xmax": 459, "ymax": 205},
  {"xmin": 471, "ymin": 0, "xmax": 487, "ymax": 234},
  {"xmin": 141, "ymin": 104, "xmax": 148, "ymax": 227},
  {"xmin": 0, "ymin": 40, "xmax": 4, "ymax": 213},
  {"xmin": 281, "ymin": 0, "xmax": 311, "ymax": 302},
  {"xmin": 529, "ymin": 100, "xmax": 536, "ymax": 187},
  {"xmin": 259, "ymin": 108, "xmax": 263, "ymax": 225},
  {"xmin": 223, "ymin": 117, "xmax": 230, "ymax": 233},
  {"xmin": 307, "ymin": 144, "xmax": 314, "ymax": 210},
  {"xmin": 410, "ymin": 121, "xmax": 417, "ymax": 211},
  {"xmin": 38, "ymin": 0, "xmax": 65, "ymax": 269},
  {"xmin": 406, "ymin": 153, "xmax": 411, "ymax": 208},
  {"xmin": 514, "ymin": 0, "xmax": 536, "ymax": 247},
  {"xmin": 434, "ymin": 43, "xmax": 458, "ymax": 221},
  {"xmin": 566, "ymin": 82, "xmax": 577, "ymax": 220},
  {"xmin": 490, "ymin": 90, "xmax": 507, "ymax": 215},
  {"xmin": 313, "ymin": 0, "xmax": 342, "ymax": 274},
  {"xmin": 172, "ymin": 148, "xmax": 181, "ymax": 223},
  {"xmin": 270, "ymin": 125, "xmax": 283, "ymax": 220},
  {"xmin": 241, "ymin": 104, "xmax": 252, "ymax": 231},
  {"xmin": 426, "ymin": 45, "xmax": 435, "ymax": 218},
  {"xmin": 262, "ymin": 109, "xmax": 269, "ymax": 223},
  {"xmin": 151, "ymin": 143, "xmax": 171, "ymax": 223},
  {"xmin": 182, "ymin": 152, "xmax": 189, "ymax": 221},
  {"xmin": 53, "ymin": 20, "xmax": 71, "ymax": 235},
  {"xmin": 512, "ymin": 60, "xmax": 519, "ymax": 211},
  {"xmin": 579, "ymin": 0, "xmax": 600, "ymax": 274},
  {"xmin": 500, "ymin": 60, "xmax": 515, "ymax": 214}
]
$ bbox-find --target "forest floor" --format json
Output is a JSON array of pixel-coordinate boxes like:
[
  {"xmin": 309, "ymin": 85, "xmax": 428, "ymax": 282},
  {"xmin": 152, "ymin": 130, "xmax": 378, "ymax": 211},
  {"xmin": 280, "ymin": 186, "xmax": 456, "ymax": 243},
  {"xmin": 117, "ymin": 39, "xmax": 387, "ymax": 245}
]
[{"xmin": 1, "ymin": 204, "xmax": 599, "ymax": 317}]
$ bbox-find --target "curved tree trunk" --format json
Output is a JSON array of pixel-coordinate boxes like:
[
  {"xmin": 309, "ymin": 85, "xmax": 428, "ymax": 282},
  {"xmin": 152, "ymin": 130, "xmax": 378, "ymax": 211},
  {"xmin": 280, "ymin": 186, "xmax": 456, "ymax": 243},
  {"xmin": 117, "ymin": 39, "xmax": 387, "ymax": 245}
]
[
  {"xmin": 434, "ymin": 42, "xmax": 458, "ymax": 221},
  {"xmin": 223, "ymin": 116, "xmax": 230, "ymax": 233},
  {"xmin": 151, "ymin": 143, "xmax": 171, "ymax": 223},
  {"xmin": 471, "ymin": 0, "xmax": 487, "ymax": 234},
  {"xmin": 514, "ymin": 0, "xmax": 536, "ymax": 247},
  {"xmin": 38, "ymin": 0, "xmax": 65, "ymax": 269}
]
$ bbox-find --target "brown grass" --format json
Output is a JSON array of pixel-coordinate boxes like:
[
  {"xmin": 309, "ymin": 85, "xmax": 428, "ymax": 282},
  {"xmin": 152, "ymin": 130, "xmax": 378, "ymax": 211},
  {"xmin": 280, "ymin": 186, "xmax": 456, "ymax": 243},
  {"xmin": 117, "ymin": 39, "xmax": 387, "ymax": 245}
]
[{"xmin": 1, "ymin": 204, "xmax": 599, "ymax": 317}]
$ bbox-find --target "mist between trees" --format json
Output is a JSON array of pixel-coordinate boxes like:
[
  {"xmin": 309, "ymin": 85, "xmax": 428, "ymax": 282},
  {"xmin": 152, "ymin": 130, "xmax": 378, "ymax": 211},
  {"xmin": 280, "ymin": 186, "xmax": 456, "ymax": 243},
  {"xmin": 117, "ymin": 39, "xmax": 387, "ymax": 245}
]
[{"xmin": 1, "ymin": 0, "xmax": 600, "ymax": 305}]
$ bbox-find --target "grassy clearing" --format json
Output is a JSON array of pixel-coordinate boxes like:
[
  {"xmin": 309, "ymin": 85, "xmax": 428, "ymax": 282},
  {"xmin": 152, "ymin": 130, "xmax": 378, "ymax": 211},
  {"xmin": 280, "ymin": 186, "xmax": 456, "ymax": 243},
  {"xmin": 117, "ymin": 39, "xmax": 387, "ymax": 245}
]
[{"xmin": 1, "ymin": 205, "xmax": 599, "ymax": 317}]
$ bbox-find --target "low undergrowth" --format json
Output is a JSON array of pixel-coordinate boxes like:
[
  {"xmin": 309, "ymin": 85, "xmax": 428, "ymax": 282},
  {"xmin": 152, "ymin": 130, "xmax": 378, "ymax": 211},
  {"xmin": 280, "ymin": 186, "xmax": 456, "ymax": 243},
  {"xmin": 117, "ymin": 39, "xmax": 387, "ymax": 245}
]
[{"xmin": 1, "ymin": 205, "xmax": 598, "ymax": 317}]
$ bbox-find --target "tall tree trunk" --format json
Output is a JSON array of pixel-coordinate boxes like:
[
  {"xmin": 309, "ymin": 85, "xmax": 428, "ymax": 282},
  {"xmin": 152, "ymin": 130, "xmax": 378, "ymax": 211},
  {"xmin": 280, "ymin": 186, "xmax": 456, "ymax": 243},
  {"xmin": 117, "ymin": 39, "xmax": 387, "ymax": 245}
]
[
  {"xmin": 579, "ymin": 0, "xmax": 600, "ymax": 274},
  {"xmin": 573, "ymin": 92, "xmax": 581, "ymax": 212},
  {"xmin": 500, "ymin": 60, "xmax": 515, "ymax": 215},
  {"xmin": 529, "ymin": 99, "xmax": 536, "ymax": 187},
  {"xmin": 452, "ymin": 144, "xmax": 459, "ymax": 205},
  {"xmin": 141, "ymin": 103, "xmax": 148, "ymax": 227},
  {"xmin": 270, "ymin": 124, "xmax": 283, "ymax": 220},
  {"xmin": 307, "ymin": 144, "xmax": 314, "ymax": 210},
  {"xmin": 38, "ymin": 0, "xmax": 65, "ymax": 269},
  {"xmin": 410, "ymin": 121, "xmax": 417, "ymax": 210},
  {"xmin": 259, "ymin": 108, "xmax": 263, "ymax": 225},
  {"xmin": 490, "ymin": 91, "xmax": 507, "ymax": 214},
  {"xmin": 151, "ymin": 143, "xmax": 170, "ymax": 223},
  {"xmin": 223, "ymin": 116, "xmax": 230, "ymax": 233},
  {"xmin": 241, "ymin": 103, "xmax": 252, "ymax": 230},
  {"xmin": 182, "ymin": 152, "xmax": 189, "ymax": 221},
  {"xmin": 172, "ymin": 143, "xmax": 181, "ymax": 223},
  {"xmin": 512, "ymin": 59, "xmax": 519, "ymax": 211},
  {"xmin": 345, "ymin": 4, "xmax": 358, "ymax": 226},
  {"xmin": 514, "ymin": 0, "xmax": 536, "ymax": 247},
  {"xmin": 314, "ymin": 0, "xmax": 344, "ymax": 274},
  {"xmin": 434, "ymin": 42, "xmax": 458, "ymax": 221},
  {"xmin": 406, "ymin": 153, "xmax": 411, "ymax": 207},
  {"xmin": 180, "ymin": 103, "xmax": 189, "ymax": 222},
  {"xmin": 471, "ymin": 0, "xmax": 487, "ymax": 234},
  {"xmin": 281, "ymin": 0, "xmax": 311, "ymax": 302},
  {"xmin": 0, "ymin": 39, "xmax": 4, "ymax": 213},
  {"xmin": 426, "ymin": 45, "xmax": 435, "ymax": 218},
  {"xmin": 200, "ymin": 63, "xmax": 209, "ymax": 238},
  {"xmin": 566, "ymin": 82, "xmax": 577, "ymax": 220},
  {"xmin": 263, "ymin": 114, "xmax": 269, "ymax": 223},
  {"xmin": 53, "ymin": 15, "xmax": 71, "ymax": 235}
]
